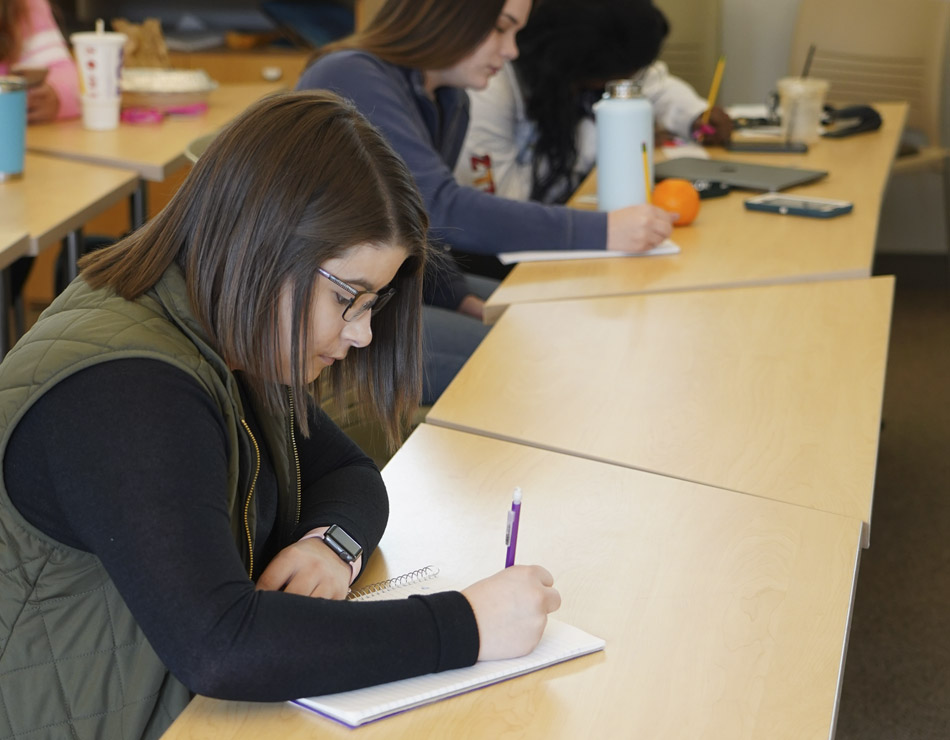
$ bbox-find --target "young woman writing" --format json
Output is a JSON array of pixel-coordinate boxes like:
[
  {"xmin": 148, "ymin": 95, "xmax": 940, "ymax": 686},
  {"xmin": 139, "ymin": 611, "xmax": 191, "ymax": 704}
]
[
  {"xmin": 296, "ymin": 0, "xmax": 676, "ymax": 397},
  {"xmin": 0, "ymin": 90, "xmax": 559, "ymax": 740}
]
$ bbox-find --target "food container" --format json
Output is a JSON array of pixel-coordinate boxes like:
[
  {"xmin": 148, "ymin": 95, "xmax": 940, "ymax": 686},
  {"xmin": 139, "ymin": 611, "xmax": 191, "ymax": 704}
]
[{"xmin": 120, "ymin": 68, "xmax": 217, "ymax": 111}]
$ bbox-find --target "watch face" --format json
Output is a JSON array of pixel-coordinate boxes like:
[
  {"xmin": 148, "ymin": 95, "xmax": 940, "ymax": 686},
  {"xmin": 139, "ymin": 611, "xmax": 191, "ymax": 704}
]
[{"xmin": 325, "ymin": 524, "xmax": 362, "ymax": 562}]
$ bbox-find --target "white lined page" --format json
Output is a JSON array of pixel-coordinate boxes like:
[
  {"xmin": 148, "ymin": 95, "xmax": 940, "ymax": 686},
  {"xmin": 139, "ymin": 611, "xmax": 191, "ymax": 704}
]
[
  {"xmin": 498, "ymin": 240, "xmax": 680, "ymax": 265},
  {"xmin": 292, "ymin": 618, "xmax": 605, "ymax": 727}
]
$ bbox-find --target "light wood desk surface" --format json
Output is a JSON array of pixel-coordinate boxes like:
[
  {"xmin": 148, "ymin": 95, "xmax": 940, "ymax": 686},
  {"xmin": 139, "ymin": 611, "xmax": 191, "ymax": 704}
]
[
  {"xmin": 162, "ymin": 424, "xmax": 863, "ymax": 740},
  {"xmin": 25, "ymin": 83, "xmax": 282, "ymax": 182},
  {"xmin": 0, "ymin": 230, "xmax": 31, "ymax": 270},
  {"xmin": 0, "ymin": 153, "xmax": 138, "ymax": 256},
  {"xmin": 430, "ymin": 277, "xmax": 894, "ymax": 547},
  {"xmin": 483, "ymin": 102, "xmax": 906, "ymax": 324}
]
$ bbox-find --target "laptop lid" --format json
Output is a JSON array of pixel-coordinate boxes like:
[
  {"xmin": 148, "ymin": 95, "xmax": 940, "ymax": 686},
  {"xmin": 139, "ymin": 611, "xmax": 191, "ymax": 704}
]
[
  {"xmin": 655, "ymin": 157, "xmax": 827, "ymax": 192},
  {"xmin": 259, "ymin": 2, "xmax": 354, "ymax": 47}
]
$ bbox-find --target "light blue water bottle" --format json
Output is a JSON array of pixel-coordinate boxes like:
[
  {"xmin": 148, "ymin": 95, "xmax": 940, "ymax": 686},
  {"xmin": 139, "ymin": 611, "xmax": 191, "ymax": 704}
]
[
  {"xmin": 0, "ymin": 75, "xmax": 27, "ymax": 181},
  {"xmin": 593, "ymin": 79, "xmax": 653, "ymax": 211}
]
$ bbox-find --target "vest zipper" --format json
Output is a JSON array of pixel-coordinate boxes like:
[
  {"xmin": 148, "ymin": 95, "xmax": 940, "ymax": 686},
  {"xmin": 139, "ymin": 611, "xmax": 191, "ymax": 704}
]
[
  {"xmin": 287, "ymin": 388, "xmax": 302, "ymax": 527},
  {"xmin": 240, "ymin": 418, "xmax": 261, "ymax": 580}
]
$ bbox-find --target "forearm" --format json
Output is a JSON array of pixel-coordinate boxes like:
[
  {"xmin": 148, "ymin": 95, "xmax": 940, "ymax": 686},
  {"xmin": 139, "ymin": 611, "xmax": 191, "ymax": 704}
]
[
  {"xmin": 430, "ymin": 190, "xmax": 609, "ymax": 254},
  {"xmin": 178, "ymin": 588, "xmax": 478, "ymax": 700}
]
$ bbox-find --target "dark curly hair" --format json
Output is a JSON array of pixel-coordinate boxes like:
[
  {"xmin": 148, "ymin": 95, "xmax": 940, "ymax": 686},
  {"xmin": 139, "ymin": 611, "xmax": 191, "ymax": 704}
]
[{"xmin": 514, "ymin": 0, "xmax": 669, "ymax": 202}]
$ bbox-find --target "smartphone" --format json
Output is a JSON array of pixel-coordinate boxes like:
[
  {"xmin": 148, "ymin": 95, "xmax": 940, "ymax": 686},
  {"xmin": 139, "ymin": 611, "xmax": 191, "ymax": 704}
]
[
  {"xmin": 744, "ymin": 193, "xmax": 853, "ymax": 218},
  {"xmin": 726, "ymin": 141, "xmax": 808, "ymax": 154},
  {"xmin": 11, "ymin": 67, "xmax": 48, "ymax": 87}
]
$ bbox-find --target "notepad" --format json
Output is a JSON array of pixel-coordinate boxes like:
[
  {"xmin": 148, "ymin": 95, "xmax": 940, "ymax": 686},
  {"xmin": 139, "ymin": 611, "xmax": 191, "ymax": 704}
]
[
  {"xmin": 498, "ymin": 239, "xmax": 680, "ymax": 265},
  {"xmin": 291, "ymin": 568, "xmax": 606, "ymax": 728}
]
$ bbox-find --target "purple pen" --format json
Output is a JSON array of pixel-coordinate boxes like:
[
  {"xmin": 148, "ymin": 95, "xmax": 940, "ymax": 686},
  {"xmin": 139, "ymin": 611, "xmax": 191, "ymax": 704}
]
[{"xmin": 505, "ymin": 487, "xmax": 522, "ymax": 568}]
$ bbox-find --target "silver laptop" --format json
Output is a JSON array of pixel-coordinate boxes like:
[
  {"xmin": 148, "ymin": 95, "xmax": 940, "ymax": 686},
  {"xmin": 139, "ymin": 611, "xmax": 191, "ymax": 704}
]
[{"xmin": 655, "ymin": 157, "xmax": 827, "ymax": 192}]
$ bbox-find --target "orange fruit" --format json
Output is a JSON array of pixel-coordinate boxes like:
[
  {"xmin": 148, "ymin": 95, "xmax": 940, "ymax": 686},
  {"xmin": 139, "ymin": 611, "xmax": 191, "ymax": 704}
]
[{"xmin": 652, "ymin": 178, "xmax": 701, "ymax": 226}]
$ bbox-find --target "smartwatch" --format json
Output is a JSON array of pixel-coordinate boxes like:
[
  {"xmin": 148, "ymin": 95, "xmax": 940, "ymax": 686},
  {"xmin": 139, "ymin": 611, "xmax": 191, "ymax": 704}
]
[{"xmin": 321, "ymin": 524, "xmax": 363, "ymax": 564}]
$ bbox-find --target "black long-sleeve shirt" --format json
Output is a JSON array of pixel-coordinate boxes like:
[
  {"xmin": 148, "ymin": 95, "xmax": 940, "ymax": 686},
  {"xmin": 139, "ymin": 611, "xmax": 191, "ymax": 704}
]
[{"xmin": 4, "ymin": 359, "xmax": 478, "ymax": 700}]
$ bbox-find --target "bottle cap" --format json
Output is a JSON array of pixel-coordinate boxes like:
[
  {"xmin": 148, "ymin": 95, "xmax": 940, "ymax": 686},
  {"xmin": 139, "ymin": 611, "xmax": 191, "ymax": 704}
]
[
  {"xmin": 0, "ymin": 75, "xmax": 28, "ymax": 92},
  {"xmin": 604, "ymin": 79, "xmax": 642, "ymax": 99}
]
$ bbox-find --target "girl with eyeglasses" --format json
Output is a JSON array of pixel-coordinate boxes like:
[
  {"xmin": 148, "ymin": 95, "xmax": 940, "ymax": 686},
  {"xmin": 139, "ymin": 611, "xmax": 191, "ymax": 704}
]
[{"xmin": 0, "ymin": 90, "xmax": 559, "ymax": 740}]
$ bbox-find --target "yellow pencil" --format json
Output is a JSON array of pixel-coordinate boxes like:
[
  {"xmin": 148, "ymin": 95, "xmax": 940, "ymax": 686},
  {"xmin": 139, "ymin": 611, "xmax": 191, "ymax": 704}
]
[
  {"xmin": 641, "ymin": 143, "xmax": 652, "ymax": 204},
  {"xmin": 701, "ymin": 55, "xmax": 726, "ymax": 128}
]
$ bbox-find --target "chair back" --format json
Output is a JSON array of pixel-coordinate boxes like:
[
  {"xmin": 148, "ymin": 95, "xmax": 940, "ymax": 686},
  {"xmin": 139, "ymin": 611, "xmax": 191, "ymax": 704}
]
[
  {"xmin": 655, "ymin": 0, "xmax": 723, "ymax": 93},
  {"xmin": 789, "ymin": 0, "xmax": 950, "ymax": 143}
]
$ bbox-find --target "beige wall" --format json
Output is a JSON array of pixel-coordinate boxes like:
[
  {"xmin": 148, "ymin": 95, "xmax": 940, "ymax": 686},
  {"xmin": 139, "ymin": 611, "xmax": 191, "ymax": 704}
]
[{"xmin": 719, "ymin": 0, "xmax": 947, "ymax": 255}]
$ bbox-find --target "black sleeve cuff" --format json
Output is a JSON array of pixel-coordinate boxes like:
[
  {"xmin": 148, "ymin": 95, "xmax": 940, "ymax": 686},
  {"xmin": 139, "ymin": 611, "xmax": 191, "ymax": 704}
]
[{"xmin": 409, "ymin": 590, "xmax": 480, "ymax": 671}]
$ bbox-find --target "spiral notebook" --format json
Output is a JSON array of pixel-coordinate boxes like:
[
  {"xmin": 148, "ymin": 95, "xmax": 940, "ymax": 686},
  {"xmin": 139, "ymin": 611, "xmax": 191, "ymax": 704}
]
[{"xmin": 292, "ymin": 566, "xmax": 605, "ymax": 728}]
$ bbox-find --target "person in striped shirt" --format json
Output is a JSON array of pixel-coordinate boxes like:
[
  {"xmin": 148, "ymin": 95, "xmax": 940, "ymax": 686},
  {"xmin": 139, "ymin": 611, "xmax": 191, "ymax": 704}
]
[{"xmin": 1, "ymin": 0, "xmax": 79, "ymax": 122}]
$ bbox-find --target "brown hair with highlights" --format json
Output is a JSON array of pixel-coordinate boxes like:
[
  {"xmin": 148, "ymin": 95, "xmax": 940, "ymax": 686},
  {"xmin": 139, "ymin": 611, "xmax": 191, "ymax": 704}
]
[
  {"xmin": 309, "ymin": 0, "xmax": 506, "ymax": 70},
  {"xmin": 81, "ymin": 90, "xmax": 430, "ymax": 446}
]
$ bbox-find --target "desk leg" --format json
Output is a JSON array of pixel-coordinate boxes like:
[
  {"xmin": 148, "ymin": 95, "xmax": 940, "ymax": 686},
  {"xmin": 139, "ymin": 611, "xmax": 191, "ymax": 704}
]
[
  {"xmin": 65, "ymin": 229, "xmax": 83, "ymax": 285},
  {"xmin": 0, "ymin": 267, "xmax": 11, "ymax": 359},
  {"xmin": 130, "ymin": 181, "xmax": 148, "ymax": 230}
]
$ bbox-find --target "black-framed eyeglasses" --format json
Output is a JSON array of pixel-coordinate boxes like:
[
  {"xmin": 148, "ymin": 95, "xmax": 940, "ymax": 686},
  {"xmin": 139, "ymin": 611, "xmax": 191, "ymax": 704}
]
[{"xmin": 318, "ymin": 267, "xmax": 396, "ymax": 322}]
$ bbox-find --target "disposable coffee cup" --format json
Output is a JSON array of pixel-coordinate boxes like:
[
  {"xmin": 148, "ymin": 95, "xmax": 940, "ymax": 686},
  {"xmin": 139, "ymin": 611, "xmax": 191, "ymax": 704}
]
[
  {"xmin": 0, "ymin": 75, "xmax": 27, "ymax": 180},
  {"xmin": 70, "ymin": 22, "xmax": 127, "ymax": 101},
  {"xmin": 80, "ymin": 94, "xmax": 120, "ymax": 130},
  {"xmin": 777, "ymin": 76, "xmax": 829, "ymax": 144}
]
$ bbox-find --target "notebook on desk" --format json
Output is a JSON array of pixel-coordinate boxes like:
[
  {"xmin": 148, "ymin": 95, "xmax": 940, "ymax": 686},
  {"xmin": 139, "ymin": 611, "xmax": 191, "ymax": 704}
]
[
  {"xmin": 292, "ymin": 567, "xmax": 605, "ymax": 728},
  {"xmin": 655, "ymin": 157, "xmax": 827, "ymax": 192}
]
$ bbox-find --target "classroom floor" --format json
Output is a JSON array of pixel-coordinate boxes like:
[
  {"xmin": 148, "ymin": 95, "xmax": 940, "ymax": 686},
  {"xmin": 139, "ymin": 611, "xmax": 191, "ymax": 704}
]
[{"xmin": 836, "ymin": 254, "xmax": 950, "ymax": 740}]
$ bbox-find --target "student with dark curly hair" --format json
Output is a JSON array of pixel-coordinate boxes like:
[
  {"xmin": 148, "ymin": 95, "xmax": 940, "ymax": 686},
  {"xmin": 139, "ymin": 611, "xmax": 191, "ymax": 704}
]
[{"xmin": 457, "ymin": 0, "xmax": 733, "ymax": 204}]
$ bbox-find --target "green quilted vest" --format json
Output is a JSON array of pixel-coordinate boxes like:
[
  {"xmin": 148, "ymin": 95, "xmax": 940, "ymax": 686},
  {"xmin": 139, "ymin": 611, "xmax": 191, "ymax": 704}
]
[{"xmin": 0, "ymin": 265, "xmax": 299, "ymax": 739}]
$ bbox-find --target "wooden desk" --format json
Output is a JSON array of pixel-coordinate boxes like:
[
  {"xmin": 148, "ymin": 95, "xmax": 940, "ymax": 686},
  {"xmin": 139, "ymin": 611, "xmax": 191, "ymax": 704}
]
[
  {"xmin": 483, "ymin": 102, "xmax": 906, "ymax": 324},
  {"xmin": 0, "ymin": 155, "xmax": 136, "ymax": 353},
  {"xmin": 429, "ymin": 277, "xmax": 894, "ymax": 547},
  {"xmin": 26, "ymin": 83, "xmax": 282, "ymax": 182},
  {"xmin": 0, "ymin": 153, "xmax": 138, "ymax": 258},
  {"xmin": 26, "ymin": 83, "xmax": 282, "ymax": 228},
  {"xmin": 161, "ymin": 424, "xmax": 863, "ymax": 740},
  {"xmin": 0, "ymin": 230, "xmax": 31, "ymax": 354},
  {"xmin": 0, "ymin": 153, "xmax": 138, "ymax": 351},
  {"xmin": 0, "ymin": 230, "xmax": 31, "ymax": 271}
]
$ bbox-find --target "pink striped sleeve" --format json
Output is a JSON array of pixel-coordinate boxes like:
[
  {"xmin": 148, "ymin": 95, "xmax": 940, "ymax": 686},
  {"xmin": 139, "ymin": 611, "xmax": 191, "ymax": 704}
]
[{"xmin": 18, "ymin": 0, "xmax": 81, "ymax": 120}]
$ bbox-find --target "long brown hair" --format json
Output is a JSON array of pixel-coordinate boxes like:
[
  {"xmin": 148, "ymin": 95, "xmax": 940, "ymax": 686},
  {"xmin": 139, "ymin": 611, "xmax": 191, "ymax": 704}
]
[
  {"xmin": 80, "ymin": 90, "xmax": 430, "ymax": 446},
  {"xmin": 0, "ymin": 0, "xmax": 27, "ymax": 63},
  {"xmin": 309, "ymin": 0, "xmax": 506, "ymax": 70}
]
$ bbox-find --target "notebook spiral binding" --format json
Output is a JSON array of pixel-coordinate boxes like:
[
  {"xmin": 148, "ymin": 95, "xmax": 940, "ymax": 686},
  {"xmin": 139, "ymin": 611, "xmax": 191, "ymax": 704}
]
[{"xmin": 347, "ymin": 565, "xmax": 440, "ymax": 601}]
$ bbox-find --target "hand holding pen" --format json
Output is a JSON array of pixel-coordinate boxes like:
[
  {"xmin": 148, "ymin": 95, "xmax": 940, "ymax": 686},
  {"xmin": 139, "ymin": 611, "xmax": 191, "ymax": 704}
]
[
  {"xmin": 460, "ymin": 487, "xmax": 561, "ymax": 660},
  {"xmin": 693, "ymin": 56, "xmax": 734, "ymax": 145}
]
